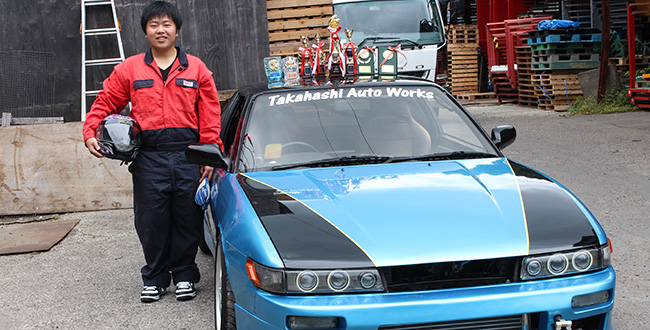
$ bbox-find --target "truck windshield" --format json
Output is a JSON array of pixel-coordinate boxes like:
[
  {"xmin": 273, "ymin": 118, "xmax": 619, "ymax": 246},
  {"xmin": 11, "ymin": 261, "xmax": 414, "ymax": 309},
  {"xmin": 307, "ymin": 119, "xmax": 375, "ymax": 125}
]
[{"xmin": 334, "ymin": 0, "xmax": 445, "ymax": 46}]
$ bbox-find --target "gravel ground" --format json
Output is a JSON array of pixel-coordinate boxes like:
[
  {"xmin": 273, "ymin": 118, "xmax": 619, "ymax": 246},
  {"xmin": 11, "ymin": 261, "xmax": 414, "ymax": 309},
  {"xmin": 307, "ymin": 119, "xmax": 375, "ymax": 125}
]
[{"xmin": 0, "ymin": 104, "xmax": 647, "ymax": 329}]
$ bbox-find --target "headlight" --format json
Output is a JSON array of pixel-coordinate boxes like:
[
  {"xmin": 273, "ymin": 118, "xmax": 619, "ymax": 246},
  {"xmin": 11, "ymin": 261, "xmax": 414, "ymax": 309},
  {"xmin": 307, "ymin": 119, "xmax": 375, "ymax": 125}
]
[
  {"xmin": 246, "ymin": 259, "xmax": 385, "ymax": 294},
  {"xmin": 520, "ymin": 244, "xmax": 611, "ymax": 280}
]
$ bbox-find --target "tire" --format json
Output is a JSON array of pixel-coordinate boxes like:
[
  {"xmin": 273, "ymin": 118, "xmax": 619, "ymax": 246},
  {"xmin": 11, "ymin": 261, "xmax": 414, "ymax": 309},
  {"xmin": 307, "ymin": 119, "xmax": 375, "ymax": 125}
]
[
  {"xmin": 199, "ymin": 234, "xmax": 211, "ymax": 255},
  {"xmin": 215, "ymin": 236, "xmax": 237, "ymax": 330}
]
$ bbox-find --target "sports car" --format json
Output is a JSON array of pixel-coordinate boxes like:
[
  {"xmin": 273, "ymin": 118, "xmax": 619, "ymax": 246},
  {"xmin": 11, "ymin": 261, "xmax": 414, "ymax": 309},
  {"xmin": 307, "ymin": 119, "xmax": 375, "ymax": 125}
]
[{"xmin": 186, "ymin": 78, "xmax": 615, "ymax": 330}]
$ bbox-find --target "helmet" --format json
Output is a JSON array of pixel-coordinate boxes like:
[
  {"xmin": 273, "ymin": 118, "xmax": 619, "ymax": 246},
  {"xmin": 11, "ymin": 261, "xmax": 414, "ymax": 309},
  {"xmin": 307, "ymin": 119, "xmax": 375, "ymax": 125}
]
[{"xmin": 95, "ymin": 114, "xmax": 142, "ymax": 161}]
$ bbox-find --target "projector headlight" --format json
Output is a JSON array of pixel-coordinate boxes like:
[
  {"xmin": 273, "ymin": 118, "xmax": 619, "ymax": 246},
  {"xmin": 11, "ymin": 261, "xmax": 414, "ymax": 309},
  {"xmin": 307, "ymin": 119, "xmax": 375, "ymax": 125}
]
[
  {"xmin": 246, "ymin": 259, "xmax": 385, "ymax": 294},
  {"xmin": 520, "ymin": 244, "xmax": 611, "ymax": 280}
]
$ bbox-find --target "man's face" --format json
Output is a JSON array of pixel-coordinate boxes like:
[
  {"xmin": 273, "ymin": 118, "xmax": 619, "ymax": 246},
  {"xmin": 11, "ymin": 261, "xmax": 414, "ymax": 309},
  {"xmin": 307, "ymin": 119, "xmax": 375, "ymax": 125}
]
[{"xmin": 145, "ymin": 15, "xmax": 178, "ymax": 52}]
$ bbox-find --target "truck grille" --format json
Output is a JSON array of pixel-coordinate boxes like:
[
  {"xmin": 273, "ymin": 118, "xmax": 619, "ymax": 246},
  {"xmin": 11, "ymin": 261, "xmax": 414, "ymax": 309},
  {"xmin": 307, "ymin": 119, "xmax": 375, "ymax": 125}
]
[
  {"xmin": 399, "ymin": 70, "xmax": 428, "ymax": 78},
  {"xmin": 379, "ymin": 314, "xmax": 525, "ymax": 330}
]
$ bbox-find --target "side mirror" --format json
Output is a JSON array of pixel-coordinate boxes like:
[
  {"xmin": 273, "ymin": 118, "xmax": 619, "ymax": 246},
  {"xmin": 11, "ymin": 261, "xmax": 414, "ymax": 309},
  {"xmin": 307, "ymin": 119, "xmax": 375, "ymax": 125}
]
[
  {"xmin": 491, "ymin": 125, "xmax": 516, "ymax": 150},
  {"xmin": 419, "ymin": 19, "xmax": 434, "ymax": 32},
  {"xmin": 185, "ymin": 144, "xmax": 229, "ymax": 170}
]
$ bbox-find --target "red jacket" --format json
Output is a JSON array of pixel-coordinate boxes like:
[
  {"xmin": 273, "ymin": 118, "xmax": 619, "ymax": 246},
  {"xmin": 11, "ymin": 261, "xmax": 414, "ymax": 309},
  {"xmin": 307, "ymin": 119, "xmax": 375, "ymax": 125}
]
[{"xmin": 83, "ymin": 48, "xmax": 223, "ymax": 149}]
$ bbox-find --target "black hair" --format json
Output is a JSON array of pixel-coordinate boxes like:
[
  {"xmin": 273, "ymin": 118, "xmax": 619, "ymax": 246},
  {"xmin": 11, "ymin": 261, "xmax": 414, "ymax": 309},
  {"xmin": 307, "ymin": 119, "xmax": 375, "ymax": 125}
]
[{"xmin": 140, "ymin": 1, "xmax": 183, "ymax": 33}]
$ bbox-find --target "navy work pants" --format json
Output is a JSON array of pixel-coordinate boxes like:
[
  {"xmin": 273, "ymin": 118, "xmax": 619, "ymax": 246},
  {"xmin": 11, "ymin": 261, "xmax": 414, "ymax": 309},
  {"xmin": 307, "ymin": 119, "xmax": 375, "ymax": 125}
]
[{"xmin": 129, "ymin": 149, "xmax": 203, "ymax": 287}]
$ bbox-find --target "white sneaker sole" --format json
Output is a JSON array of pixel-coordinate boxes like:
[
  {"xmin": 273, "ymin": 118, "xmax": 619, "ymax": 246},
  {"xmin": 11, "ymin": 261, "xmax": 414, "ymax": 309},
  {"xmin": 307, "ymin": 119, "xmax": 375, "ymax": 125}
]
[{"xmin": 175, "ymin": 291, "xmax": 196, "ymax": 301}]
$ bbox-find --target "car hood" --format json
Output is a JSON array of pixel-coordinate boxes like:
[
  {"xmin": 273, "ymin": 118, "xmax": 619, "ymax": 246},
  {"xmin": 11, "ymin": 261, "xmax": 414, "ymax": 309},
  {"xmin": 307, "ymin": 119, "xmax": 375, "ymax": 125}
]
[{"xmin": 238, "ymin": 158, "xmax": 600, "ymax": 269}]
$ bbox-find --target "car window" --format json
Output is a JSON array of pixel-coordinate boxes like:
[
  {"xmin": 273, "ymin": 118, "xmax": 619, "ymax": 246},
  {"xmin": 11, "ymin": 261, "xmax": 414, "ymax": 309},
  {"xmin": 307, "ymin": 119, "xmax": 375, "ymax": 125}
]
[
  {"xmin": 221, "ymin": 94, "xmax": 246, "ymax": 157},
  {"xmin": 428, "ymin": 98, "xmax": 486, "ymax": 152},
  {"xmin": 237, "ymin": 85, "xmax": 497, "ymax": 172}
]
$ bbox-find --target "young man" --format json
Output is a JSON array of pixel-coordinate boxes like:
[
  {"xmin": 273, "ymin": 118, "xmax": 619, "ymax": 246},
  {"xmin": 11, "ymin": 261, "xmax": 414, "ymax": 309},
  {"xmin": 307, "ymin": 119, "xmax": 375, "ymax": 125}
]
[{"xmin": 82, "ymin": 1, "xmax": 223, "ymax": 303}]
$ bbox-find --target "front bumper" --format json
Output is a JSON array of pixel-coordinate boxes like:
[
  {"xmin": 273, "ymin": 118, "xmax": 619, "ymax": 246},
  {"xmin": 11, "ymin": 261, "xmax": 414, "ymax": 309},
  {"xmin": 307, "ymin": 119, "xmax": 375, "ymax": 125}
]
[{"xmin": 234, "ymin": 266, "xmax": 615, "ymax": 330}]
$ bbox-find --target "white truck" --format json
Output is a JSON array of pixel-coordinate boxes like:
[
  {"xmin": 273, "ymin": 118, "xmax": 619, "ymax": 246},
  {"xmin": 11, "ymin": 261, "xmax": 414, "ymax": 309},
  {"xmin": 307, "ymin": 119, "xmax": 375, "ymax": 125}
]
[{"xmin": 333, "ymin": 0, "xmax": 447, "ymax": 83}]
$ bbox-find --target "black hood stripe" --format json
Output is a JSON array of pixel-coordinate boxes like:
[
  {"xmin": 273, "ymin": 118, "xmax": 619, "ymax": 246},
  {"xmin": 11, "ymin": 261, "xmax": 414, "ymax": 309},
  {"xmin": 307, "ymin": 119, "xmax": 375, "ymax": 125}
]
[
  {"xmin": 238, "ymin": 174, "xmax": 375, "ymax": 269},
  {"xmin": 508, "ymin": 160, "xmax": 598, "ymax": 254}
]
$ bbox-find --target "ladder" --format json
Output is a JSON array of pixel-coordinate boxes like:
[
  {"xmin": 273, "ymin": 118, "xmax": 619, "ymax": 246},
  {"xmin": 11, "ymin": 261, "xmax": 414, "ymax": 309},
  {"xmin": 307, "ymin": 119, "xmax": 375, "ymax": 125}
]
[{"xmin": 80, "ymin": 0, "xmax": 125, "ymax": 121}]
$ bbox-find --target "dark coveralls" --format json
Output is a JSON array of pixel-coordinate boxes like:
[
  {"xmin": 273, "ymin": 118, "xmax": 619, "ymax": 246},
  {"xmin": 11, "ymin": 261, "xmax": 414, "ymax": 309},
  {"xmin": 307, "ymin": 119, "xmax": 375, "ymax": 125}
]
[{"xmin": 82, "ymin": 48, "xmax": 223, "ymax": 287}]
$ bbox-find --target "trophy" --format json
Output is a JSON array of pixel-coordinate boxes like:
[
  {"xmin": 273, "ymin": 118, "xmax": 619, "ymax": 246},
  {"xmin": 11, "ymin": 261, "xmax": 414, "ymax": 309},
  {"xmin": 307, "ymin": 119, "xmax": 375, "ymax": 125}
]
[
  {"xmin": 282, "ymin": 56, "xmax": 300, "ymax": 86},
  {"xmin": 312, "ymin": 34, "xmax": 327, "ymax": 79},
  {"xmin": 343, "ymin": 28, "xmax": 357, "ymax": 79},
  {"xmin": 299, "ymin": 35, "xmax": 313, "ymax": 80},
  {"xmin": 329, "ymin": 46, "xmax": 343, "ymax": 82},
  {"xmin": 264, "ymin": 56, "xmax": 283, "ymax": 88},
  {"xmin": 327, "ymin": 15, "xmax": 343, "ymax": 76}
]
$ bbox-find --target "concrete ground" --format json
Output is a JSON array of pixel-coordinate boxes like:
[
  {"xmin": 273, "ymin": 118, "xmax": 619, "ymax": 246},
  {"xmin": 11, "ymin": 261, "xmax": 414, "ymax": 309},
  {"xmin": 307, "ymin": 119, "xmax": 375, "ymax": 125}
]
[{"xmin": 0, "ymin": 103, "xmax": 648, "ymax": 329}]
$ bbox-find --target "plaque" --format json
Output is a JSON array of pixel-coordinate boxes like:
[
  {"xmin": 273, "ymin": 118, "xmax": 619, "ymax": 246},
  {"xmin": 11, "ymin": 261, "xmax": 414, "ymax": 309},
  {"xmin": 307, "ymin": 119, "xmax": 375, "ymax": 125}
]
[
  {"xmin": 357, "ymin": 46, "xmax": 376, "ymax": 78},
  {"xmin": 264, "ymin": 56, "xmax": 283, "ymax": 88},
  {"xmin": 282, "ymin": 56, "xmax": 300, "ymax": 86},
  {"xmin": 378, "ymin": 44, "xmax": 405, "ymax": 80}
]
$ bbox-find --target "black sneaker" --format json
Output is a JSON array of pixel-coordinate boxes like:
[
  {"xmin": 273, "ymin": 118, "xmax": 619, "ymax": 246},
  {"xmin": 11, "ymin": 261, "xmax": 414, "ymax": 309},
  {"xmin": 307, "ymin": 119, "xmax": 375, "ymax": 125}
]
[
  {"xmin": 175, "ymin": 281, "xmax": 196, "ymax": 301},
  {"xmin": 140, "ymin": 286, "xmax": 166, "ymax": 303}
]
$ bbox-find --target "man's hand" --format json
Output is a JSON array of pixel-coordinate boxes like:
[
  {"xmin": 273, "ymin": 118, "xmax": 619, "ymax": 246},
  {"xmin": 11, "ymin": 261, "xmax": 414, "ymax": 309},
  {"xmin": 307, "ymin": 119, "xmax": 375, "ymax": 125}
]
[
  {"xmin": 200, "ymin": 165, "xmax": 214, "ymax": 182},
  {"xmin": 85, "ymin": 137, "xmax": 104, "ymax": 158}
]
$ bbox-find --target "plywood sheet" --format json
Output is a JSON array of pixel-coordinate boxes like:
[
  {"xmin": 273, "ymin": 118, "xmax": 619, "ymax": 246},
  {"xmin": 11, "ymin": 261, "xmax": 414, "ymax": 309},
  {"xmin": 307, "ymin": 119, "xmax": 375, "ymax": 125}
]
[
  {"xmin": 0, "ymin": 219, "xmax": 79, "ymax": 255},
  {"xmin": 0, "ymin": 122, "xmax": 133, "ymax": 215}
]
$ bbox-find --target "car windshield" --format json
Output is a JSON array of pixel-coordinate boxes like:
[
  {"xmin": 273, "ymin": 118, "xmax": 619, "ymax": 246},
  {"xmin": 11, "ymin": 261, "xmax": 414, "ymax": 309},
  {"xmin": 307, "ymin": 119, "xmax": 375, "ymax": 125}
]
[
  {"xmin": 238, "ymin": 85, "xmax": 498, "ymax": 172},
  {"xmin": 333, "ymin": 0, "xmax": 445, "ymax": 46}
]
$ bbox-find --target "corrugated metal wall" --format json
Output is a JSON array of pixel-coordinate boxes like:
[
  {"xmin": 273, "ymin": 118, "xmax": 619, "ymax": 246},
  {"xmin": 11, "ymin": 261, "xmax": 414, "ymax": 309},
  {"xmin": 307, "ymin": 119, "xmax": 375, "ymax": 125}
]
[{"xmin": 0, "ymin": 0, "xmax": 269, "ymax": 122}]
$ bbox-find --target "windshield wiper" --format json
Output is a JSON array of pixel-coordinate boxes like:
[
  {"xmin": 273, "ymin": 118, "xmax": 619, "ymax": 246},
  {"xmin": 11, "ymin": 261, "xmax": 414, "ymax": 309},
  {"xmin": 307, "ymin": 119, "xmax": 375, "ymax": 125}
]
[
  {"xmin": 390, "ymin": 151, "xmax": 498, "ymax": 163},
  {"xmin": 357, "ymin": 36, "xmax": 399, "ymax": 48},
  {"xmin": 388, "ymin": 39, "xmax": 423, "ymax": 49},
  {"xmin": 270, "ymin": 155, "xmax": 392, "ymax": 171}
]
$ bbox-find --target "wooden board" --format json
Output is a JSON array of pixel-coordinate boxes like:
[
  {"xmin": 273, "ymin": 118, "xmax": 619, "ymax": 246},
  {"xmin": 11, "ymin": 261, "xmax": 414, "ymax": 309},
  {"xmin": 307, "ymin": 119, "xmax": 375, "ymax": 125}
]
[
  {"xmin": 0, "ymin": 219, "xmax": 79, "ymax": 255},
  {"xmin": 0, "ymin": 122, "xmax": 133, "ymax": 216},
  {"xmin": 267, "ymin": 0, "xmax": 333, "ymax": 56}
]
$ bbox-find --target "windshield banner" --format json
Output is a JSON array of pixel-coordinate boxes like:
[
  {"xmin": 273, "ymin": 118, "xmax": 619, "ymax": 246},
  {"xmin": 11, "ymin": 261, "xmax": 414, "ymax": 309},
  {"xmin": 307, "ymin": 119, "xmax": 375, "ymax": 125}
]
[{"xmin": 267, "ymin": 87, "xmax": 435, "ymax": 106}]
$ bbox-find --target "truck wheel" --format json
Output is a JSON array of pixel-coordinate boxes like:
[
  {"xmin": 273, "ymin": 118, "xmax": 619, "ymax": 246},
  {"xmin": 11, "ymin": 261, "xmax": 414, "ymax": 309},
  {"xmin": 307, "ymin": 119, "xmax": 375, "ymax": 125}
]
[{"xmin": 215, "ymin": 236, "xmax": 237, "ymax": 330}]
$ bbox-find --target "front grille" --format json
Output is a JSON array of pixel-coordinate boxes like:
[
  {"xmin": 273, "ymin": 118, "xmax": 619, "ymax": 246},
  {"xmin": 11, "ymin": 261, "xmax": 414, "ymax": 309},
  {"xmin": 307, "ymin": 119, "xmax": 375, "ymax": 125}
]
[
  {"xmin": 379, "ymin": 314, "xmax": 525, "ymax": 330},
  {"xmin": 399, "ymin": 70, "xmax": 428, "ymax": 78},
  {"xmin": 380, "ymin": 257, "xmax": 519, "ymax": 292}
]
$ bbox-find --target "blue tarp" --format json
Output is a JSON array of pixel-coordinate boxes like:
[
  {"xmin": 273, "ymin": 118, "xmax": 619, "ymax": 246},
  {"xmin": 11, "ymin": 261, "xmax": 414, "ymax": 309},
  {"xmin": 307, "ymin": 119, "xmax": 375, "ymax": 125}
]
[{"xmin": 538, "ymin": 20, "xmax": 580, "ymax": 30}]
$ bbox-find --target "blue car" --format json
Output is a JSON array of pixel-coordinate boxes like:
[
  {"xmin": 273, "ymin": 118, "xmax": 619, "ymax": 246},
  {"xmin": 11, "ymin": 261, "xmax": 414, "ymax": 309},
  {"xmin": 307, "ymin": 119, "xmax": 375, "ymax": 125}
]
[{"xmin": 186, "ymin": 79, "xmax": 615, "ymax": 330}]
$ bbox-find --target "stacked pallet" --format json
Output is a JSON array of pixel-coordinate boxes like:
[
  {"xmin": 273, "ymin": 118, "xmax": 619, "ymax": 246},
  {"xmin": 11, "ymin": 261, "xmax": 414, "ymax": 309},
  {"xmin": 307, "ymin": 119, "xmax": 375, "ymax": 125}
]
[
  {"xmin": 609, "ymin": 56, "xmax": 650, "ymax": 76},
  {"xmin": 448, "ymin": 25, "xmax": 478, "ymax": 44},
  {"xmin": 515, "ymin": 46, "xmax": 536, "ymax": 106},
  {"xmin": 267, "ymin": 0, "xmax": 333, "ymax": 56},
  {"xmin": 448, "ymin": 44, "xmax": 479, "ymax": 95},
  {"xmin": 448, "ymin": 25, "xmax": 481, "ymax": 96},
  {"xmin": 528, "ymin": 29, "xmax": 601, "ymax": 70},
  {"xmin": 490, "ymin": 70, "xmax": 519, "ymax": 103},
  {"xmin": 528, "ymin": 28, "xmax": 601, "ymax": 111},
  {"xmin": 532, "ymin": 71, "xmax": 583, "ymax": 111}
]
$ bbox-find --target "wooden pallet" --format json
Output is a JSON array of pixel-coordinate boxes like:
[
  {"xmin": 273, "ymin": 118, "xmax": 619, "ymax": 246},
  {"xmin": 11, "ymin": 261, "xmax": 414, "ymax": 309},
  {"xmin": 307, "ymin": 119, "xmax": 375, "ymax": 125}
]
[
  {"xmin": 454, "ymin": 92, "xmax": 496, "ymax": 100},
  {"xmin": 608, "ymin": 56, "xmax": 650, "ymax": 66},
  {"xmin": 515, "ymin": 45, "xmax": 534, "ymax": 106},
  {"xmin": 448, "ymin": 25, "xmax": 478, "ymax": 44},
  {"xmin": 448, "ymin": 43, "xmax": 479, "ymax": 94},
  {"xmin": 267, "ymin": 0, "xmax": 333, "ymax": 56},
  {"xmin": 533, "ymin": 70, "xmax": 583, "ymax": 111}
]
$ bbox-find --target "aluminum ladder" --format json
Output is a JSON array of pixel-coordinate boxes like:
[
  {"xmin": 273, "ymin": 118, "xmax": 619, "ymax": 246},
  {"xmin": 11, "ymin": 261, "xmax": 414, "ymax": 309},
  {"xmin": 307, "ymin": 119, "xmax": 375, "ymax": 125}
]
[{"xmin": 80, "ymin": 0, "xmax": 125, "ymax": 121}]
